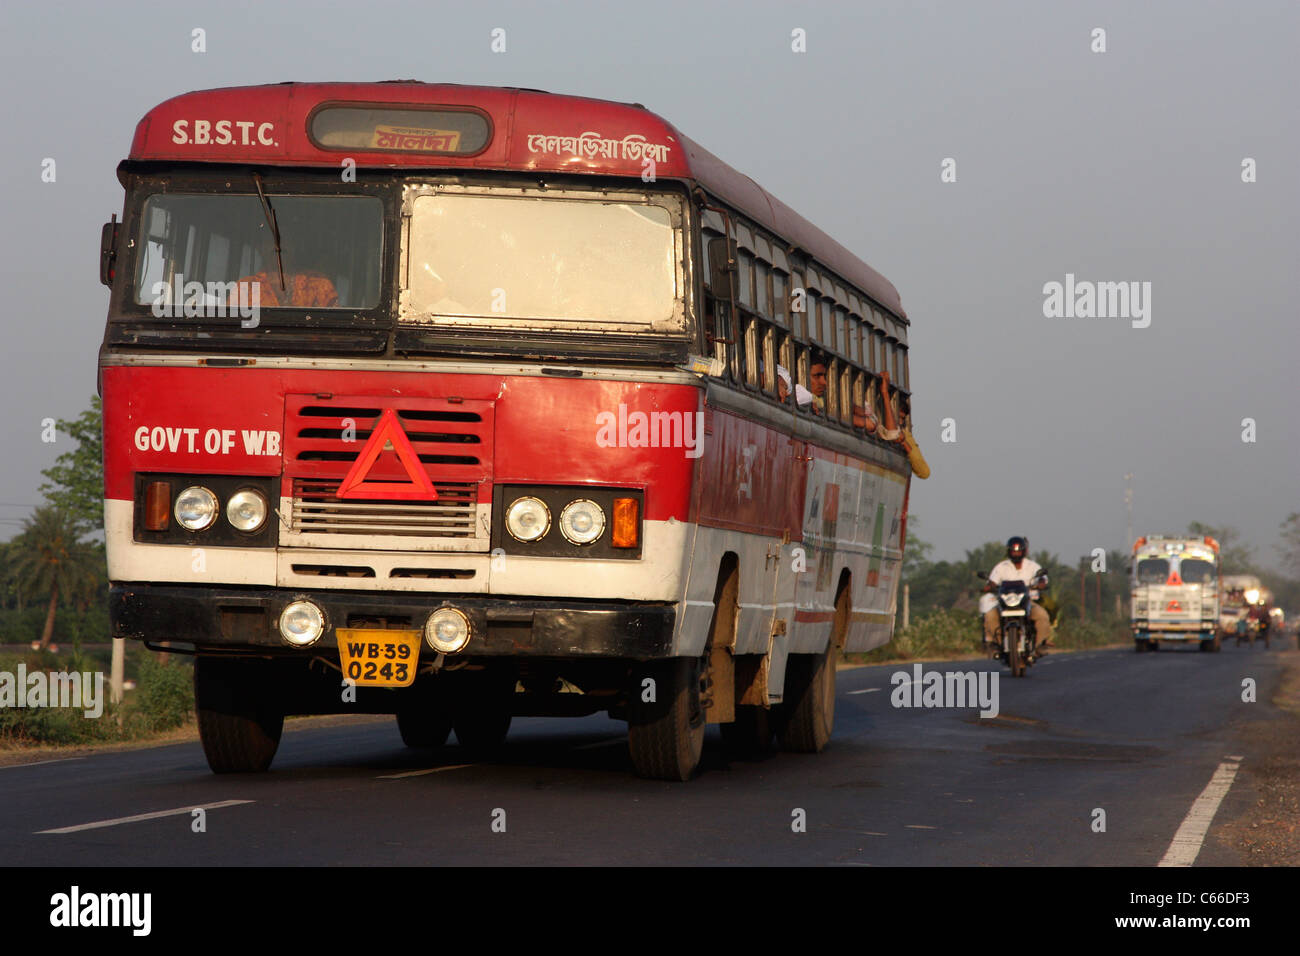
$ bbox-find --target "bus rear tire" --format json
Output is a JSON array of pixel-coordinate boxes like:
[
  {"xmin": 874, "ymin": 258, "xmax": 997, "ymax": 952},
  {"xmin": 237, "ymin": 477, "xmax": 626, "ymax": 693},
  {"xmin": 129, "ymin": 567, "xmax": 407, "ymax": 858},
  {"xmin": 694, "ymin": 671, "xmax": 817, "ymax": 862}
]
[
  {"xmin": 628, "ymin": 657, "xmax": 705, "ymax": 781},
  {"xmin": 778, "ymin": 642, "xmax": 836, "ymax": 753},
  {"xmin": 194, "ymin": 657, "xmax": 283, "ymax": 774}
]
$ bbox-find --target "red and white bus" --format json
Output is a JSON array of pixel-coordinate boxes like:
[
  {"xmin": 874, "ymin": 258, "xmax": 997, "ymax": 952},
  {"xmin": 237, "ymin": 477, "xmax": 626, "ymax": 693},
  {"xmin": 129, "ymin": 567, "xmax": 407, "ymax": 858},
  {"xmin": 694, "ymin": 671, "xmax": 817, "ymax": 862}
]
[{"xmin": 100, "ymin": 82, "xmax": 915, "ymax": 780}]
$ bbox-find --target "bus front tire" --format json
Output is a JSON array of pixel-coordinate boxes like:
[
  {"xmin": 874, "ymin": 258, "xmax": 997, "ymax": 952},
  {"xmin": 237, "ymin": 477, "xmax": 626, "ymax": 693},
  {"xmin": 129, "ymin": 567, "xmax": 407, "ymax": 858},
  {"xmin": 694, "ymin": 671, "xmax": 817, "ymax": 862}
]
[
  {"xmin": 194, "ymin": 657, "xmax": 283, "ymax": 774},
  {"xmin": 397, "ymin": 677, "xmax": 454, "ymax": 749},
  {"xmin": 453, "ymin": 708, "xmax": 512, "ymax": 753},
  {"xmin": 628, "ymin": 657, "xmax": 705, "ymax": 781}
]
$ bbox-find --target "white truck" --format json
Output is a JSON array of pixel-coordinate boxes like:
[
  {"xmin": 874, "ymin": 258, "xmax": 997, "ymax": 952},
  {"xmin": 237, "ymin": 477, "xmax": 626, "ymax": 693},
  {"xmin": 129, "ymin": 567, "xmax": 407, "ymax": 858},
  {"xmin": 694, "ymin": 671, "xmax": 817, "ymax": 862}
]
[
  {"xmin": 1131, "ymin": 536, "xmax": 1221, "ymax": 652},
  {"xmin": 1219, "ymin": 573, "xmax": 1263, "ymax": 642}
]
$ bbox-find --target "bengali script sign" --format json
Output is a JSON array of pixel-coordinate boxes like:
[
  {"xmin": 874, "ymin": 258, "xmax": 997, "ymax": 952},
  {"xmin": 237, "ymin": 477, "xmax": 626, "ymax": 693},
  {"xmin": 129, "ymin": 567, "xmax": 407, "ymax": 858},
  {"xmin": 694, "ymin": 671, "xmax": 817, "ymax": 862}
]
[
  {"xmin": 525, "ymin": 131, "xmax": 672, "ymax": 163},
  {"xmin": 372, "ymin": 126, "xmax": 462, "ymax": 152}
]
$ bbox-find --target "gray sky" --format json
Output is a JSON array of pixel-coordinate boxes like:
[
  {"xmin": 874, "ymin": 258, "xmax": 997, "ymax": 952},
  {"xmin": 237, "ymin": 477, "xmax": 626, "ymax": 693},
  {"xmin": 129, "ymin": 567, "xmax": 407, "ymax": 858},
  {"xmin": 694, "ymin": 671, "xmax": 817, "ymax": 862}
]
[{"xmin": 0, "ymin": 0, "xmax": 1295, "ymax": 564}]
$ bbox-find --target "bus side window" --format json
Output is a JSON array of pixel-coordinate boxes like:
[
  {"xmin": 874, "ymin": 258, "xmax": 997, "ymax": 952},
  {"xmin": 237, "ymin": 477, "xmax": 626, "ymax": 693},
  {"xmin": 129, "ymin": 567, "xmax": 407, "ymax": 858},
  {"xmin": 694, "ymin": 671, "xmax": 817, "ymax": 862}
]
[
  {"xmin": 755, "ymin": 259, "xmax": 771, "ymax": 319},
  {"xmin": 741, "ymin": 312, "xmax": 759, "ymax": 387},
  {"xmin": 794, "ymin": 345, "xmax": 811, "ymax": 412},
  {"xmin": 703, "ymin": 294, "xmax": 728, "ymax": 371},
  {"xmin": 865, "ymin": 372, "xmax": 880, "ymax": 425},
  {"xmin": 772, "ymin": 269, "xmax": 788, "ymax": 328},
  {"xmin": 806, "ymin": 349, "xmax": 829, "ymax": 417},
  {"xmin": 758, "ymin": 320, "xmax": 778, "ymax": 395},
  {"xmin": 826, "ymin": 356, "xmax": 841, "ymax": 422},
  {"xmin": 775, "ymin": 331, "xmax": 794, "ymax": 404},
  {"xmin": 737, "ymin": 251, "xmax": 754, "ymax": 311},
  {"xmin": 838, "ymin": 360, "xmax": 853, "ymax": 426},
  {"xmin": 852, "ymin": 369, "xmax": 868, "ymax": 433}
]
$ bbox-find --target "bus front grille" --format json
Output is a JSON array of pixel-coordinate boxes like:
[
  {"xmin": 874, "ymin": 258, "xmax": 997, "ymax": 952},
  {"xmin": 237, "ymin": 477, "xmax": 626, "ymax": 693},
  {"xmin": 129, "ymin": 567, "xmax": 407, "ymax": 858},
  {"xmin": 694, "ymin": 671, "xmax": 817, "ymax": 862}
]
[{"xmin": 289, "ymin": 479, "xmax": 479, "ymax": 538}]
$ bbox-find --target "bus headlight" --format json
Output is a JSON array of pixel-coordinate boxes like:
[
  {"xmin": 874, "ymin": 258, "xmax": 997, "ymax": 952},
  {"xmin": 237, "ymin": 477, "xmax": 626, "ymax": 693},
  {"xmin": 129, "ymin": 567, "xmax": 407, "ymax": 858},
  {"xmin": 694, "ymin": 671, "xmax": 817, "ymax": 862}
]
[
  {"xmin": 505, "ymin": 496, "xmax": 551, "ymax": 542},
  {"xmin": 559, "ymin": 499, "xmax": 606, "ymax": 545},
  {"xmin": 279, "ymin": 601, "xmax": 324, "ymax": 647},
  {"xmin": 174, "ymin": 486, "xmax": 219, "ymax": 531},
  {"xmin": 226, "ymin": 489, "xmax": 269, "ymax": 532},
  {"xmin": 425, "ymin": 607, "xmax": 470, "ymax": 653}
]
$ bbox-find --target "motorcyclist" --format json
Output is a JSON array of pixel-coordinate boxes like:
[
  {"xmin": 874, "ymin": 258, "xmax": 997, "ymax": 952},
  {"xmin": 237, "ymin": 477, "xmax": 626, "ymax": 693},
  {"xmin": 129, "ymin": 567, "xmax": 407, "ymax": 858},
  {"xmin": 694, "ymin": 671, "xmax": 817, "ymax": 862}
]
[{"xmin": 982, "ymin": 536, "xmax": 1053, "ymax": 650}]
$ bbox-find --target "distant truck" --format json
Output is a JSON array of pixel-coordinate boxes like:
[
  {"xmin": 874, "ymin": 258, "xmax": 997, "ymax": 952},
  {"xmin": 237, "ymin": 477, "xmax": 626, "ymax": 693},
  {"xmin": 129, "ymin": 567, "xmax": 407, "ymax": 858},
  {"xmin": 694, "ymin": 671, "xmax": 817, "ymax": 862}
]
[
  {"xmin": 1131, "ymin": 536, "xmax": 1221, "ymax": 652},
  {"xmin": 1219, "ymin": 573, "xmax": 1263, "ymax": 641}
]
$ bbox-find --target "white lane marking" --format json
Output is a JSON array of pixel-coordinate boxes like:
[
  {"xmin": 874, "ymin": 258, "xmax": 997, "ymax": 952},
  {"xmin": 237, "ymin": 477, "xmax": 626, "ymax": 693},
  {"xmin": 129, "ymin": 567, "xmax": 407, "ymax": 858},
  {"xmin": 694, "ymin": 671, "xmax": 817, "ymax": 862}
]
[
  {"xmin": 378, "ymin": 764, "xmax": 472, "ymax": 779},
  {"xmin": 847, "ymin": 688, "xmax": 881, "ymax": 695},
  {"xmin": 905, "ymin": 825, "xmax": 938, "ymax": 830},
  {"xmin": 571, "ymin": 738, "xmax": 625, "ymax": 751},
  {"xmin": 1158, "ymin": 761, "xmax": 1241, "ymax": 867},
  {"xmin": 0, "ymin": 757, "xmax": 85, "ymax": 770},
  {"xmin": 37, "ymin": 799, "xmax": 254, "ymax": 835}
]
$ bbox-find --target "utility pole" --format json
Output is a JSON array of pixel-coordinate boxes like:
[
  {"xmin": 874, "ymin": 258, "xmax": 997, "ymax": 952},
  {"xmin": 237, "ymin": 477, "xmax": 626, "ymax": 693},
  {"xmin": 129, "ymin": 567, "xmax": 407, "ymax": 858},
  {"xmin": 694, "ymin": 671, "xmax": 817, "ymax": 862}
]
[
  {"xmin": 1124, "ymin": 472, "xmax": 1134, "ymax": 624},
  {"xmin": 1125, "ymin": 472, "xmax": 1134, "ymax": 548},
  {"xmin": 110, "ymin": 637, "xmax": 124, "ymax": 709},
  {"xmin": 1080, "ymin": 562, "xmax": 1086, "ymax": 621},
  {"xmin": 903, "ymin": 584, "xmax": 910, "ymax": 630}
]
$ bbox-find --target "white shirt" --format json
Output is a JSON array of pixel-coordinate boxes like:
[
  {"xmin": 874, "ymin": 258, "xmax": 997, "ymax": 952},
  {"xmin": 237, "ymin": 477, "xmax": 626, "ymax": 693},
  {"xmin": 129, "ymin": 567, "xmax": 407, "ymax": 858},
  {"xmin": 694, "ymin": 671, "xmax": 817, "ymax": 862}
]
[{"xmin": 988, "ymin": 557, "xmax": 1044, "ymax": 599}]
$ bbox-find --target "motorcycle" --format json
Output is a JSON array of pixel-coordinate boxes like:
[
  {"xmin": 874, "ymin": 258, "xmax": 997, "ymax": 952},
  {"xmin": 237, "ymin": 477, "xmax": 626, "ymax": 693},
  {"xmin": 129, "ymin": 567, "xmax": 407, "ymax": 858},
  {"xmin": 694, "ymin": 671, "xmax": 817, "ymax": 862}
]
[
  {"xmin": 1238, "ymin": 615, "xmax": 1271, "ymax": 649},
  {"xmin": 977, "ymin": 570, "xmax": 1050, "ymax": 678}
]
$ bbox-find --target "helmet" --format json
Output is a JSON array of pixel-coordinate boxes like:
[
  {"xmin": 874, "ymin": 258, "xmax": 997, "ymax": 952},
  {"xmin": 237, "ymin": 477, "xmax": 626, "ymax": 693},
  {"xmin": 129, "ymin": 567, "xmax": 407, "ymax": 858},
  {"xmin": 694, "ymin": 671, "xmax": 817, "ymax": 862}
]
[{"xmin": 1006, "ymin": 536, "xmax": 1028, "ymax": 561}]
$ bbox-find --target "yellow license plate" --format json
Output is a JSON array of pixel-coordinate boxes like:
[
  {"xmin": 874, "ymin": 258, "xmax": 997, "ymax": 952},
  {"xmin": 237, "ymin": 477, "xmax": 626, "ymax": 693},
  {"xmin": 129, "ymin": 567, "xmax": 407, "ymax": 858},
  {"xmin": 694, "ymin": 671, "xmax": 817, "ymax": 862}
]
[{"xmin": 336, "ymin": 629, "xmax": 421, "ymax": 687}]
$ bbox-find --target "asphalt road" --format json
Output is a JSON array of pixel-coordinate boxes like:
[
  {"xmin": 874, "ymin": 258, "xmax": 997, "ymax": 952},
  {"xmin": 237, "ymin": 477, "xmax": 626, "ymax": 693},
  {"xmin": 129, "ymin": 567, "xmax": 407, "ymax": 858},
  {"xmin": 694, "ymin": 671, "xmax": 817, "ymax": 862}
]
[{"xmin": 0, "ymin": 640, "xmax": 1286, "ymax": 866}]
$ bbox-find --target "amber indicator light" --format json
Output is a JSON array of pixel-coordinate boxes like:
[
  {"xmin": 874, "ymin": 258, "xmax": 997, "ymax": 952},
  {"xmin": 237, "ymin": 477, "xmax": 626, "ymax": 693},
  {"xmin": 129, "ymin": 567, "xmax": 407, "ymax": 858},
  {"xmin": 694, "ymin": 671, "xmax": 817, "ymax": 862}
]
[
  {"xmin": 612, "ymin": 497, "xmax": 639, "ymax": 548},
  {"xmin": 144, "ymin": 481, "xmax": 171, "ymax": 531}
]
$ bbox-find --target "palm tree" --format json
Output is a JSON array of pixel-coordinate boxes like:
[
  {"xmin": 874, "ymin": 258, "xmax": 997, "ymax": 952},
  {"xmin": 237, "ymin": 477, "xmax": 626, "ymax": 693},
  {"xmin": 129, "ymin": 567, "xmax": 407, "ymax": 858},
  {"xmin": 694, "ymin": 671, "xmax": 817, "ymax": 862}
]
[
  {"xmin": 0, "ymin": 539, "xmax": 19, "ymax": 611},
  {"xmin": 9, "ymin": 507, "xmax": 102, "ymax": 650}
]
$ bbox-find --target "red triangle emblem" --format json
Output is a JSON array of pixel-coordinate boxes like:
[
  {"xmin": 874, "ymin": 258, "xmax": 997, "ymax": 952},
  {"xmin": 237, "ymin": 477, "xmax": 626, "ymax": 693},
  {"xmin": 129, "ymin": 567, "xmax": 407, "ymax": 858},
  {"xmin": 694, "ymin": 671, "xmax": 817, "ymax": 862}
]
[
  {"xmin": 1166, "ymin": 569, "xmax": 1184, "ymax": 586},
  {"xmin": 336, "ymin": 409, "xmax": 438, "ymax": 501},
  {"xmin": 1166, "ymin": 600, "xmax": 1182, "ymax": 612}
]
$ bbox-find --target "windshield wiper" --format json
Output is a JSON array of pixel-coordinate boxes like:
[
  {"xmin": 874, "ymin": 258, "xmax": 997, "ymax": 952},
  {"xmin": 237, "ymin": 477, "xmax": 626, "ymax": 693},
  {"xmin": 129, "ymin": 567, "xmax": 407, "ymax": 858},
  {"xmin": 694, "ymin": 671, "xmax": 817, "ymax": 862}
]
[{"xmin": 251, "ymin": 172, "xmax": 286, "ymax": 293}]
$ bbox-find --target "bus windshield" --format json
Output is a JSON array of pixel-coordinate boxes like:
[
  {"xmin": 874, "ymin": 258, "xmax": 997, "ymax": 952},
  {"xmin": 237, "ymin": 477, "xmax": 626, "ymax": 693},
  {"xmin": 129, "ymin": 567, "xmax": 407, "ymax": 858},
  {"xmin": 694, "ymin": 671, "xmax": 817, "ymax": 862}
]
[
  {"xmin": 133, "ymin": 193, "xmax": 383, "ymax": 312},
  {"xmin": 1136, "ymin": 558, "xmax": 1169, "ymax": 584},
  {"xmin": 1179, "ymin": 558, "xmax": 1216, "ymax": 584},
  {"xmin": 402, "ymin": 189, "xmax": 681, "ymax": 330}
]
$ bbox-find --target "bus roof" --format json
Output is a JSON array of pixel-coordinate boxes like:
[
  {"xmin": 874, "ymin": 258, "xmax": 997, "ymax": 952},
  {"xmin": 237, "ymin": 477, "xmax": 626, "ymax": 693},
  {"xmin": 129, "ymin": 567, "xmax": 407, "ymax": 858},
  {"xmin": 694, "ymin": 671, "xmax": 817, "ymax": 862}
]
[
  {"xmin": 127, "ymin": 82, "xmax": 906, "ymax": 320},
  {"xmin": 1134, "ymin": 538, "xmax": 1218, "ymax": 560}
]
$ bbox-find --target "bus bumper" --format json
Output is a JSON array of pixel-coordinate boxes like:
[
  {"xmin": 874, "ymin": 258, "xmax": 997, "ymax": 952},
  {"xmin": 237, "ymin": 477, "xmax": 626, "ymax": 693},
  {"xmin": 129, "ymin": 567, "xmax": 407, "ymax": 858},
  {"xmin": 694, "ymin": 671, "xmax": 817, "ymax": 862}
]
[
  {"xmin": 109, "ymin": 584, "xmax": 676, "ymax": 660},
  {"xmin": 1132, "ymin": 629, "xmax": 1214, "ymax": 642}
]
